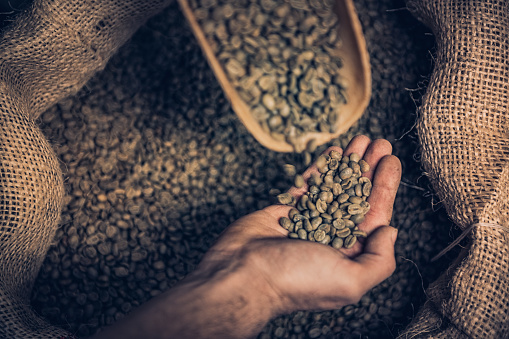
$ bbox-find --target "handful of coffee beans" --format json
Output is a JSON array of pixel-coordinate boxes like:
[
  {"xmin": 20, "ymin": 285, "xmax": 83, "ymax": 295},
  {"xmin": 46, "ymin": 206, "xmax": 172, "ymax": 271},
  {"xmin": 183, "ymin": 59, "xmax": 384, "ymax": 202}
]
[
  {"xmin": 188, "ymin": 0, "xmax": 346, "ymax": 150},
  {"xmin": 277, "ymin": 151, "xmax": 371, "ymax": 249}
]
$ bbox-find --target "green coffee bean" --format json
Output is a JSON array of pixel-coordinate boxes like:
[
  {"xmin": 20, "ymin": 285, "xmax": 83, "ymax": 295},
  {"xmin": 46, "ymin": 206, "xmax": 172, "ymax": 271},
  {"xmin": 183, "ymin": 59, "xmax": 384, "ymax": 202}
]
[
  {"xmin": 315, "ymin": 199, "xmax": 327, "ymax": 213},
  {"xmin": 332, "ymin": 209, "xmax": 343, "ymax": 219},
  {"xmin": 336, "ymin": 228, "xmax": 351, "ymax": 238},
  {"xmin": 344, "ymin": 235, "xmax": 357, "ymax": 248},
  {"xmin": 341, "ymin": 177, "xmax": 355, "ymax": 189},
  {"xmin": 277, "ymin": 192, "xmax": 295, "ymax": 205},
  {"xmin": 289, "ymin": 233, "xmax": 300, "ymax": 239},
  {"xmin": 288, "ymin": 208, "xmax": 299, "ymax": 220},
  {"xmin": 318, "ymin": 191, "xmax": 329, "ymax": 202},
  {"xmin": 349, "ymin": 153, "xmax": 361, "ymax": 163},
  {"xmin": 339, "ymin": 202, "xmax": 351, "ymax": 210},
  {"xmin": 338, "ymin": 193, "xmax": 349, "ymax": 203},
  {"xmin": 358, "ymin": 176, "xmax": 370, "ymax": 184},
  {"xmin": 349, "ymin": 196, "xmax": 363, "ymax": 204},
  {"xmin": 294, "ymin": 220, "xmax": 303, "ymax": 230},
  {"xmin": 303, "ymin": 219, "xmax": 313, "ymax": 232},
  {"xmin": 319, "ymin": 183, "xmax": 332, "ymax": 192},
  {"xmin": 326, "ymin": 203, "xmax": 337, "ymax": 215},
  {"xmin": 297, "ymin": 229, "xmax": 308, "ymax": 240},
  {"xmin": 350, "ymin": 214, "xmax": 365, "ymax": 225},
  {"xmin": 319, "ymin": 234, "xmax": 331, "ymax": 245},
  {"xmin": 317, "ymin": 223, "xmax": 331, "ymax": 234},
  {"xmin": 279, "ymin": 217, "xmax": 292, "ymax": 229},
  {"xmin": 323, "ymin": 174, "xmax": 334, "ymax": 186},
  {"xmin": 332, "ymin": 182, "xmax": 342, "ymax": 196},
  {"xmin": 309, "ymin": 209, "xmax": 320, "ymax": 218},
  {"xmin": 349, "ymin": 162, "xmax": 361, "ymax": 174},
  {"xmin": 307, "ymin": 231, "xmax": 315, "ymax": 241},
  {"xmin": 345, "ymin": 188, "xmax": 356, "ymax": 196},
  {"xmin": 362, "ymin": 182, "xmax": 372, "ymax": 196},
  {"xmin": 328, "ymin": 158, "xmax": 339, "ymax": 170},
  {"xmin": 292, "ymin": 214, "xmax": 306, "ymax": 222},
  {"xmin": 352, "ymin": 230, "xmax": 368, "ymax": 238},
  {"xmin": 359, "ymin": 159, "xmax": 370, "ymax": 173},
  {"xmin": 313, "ymin": 229, "xmax": 326, "ymax": 242},
  {"xmin": 344, "ymin": 219, "xmax": 355, "ymax": 228},
  {"xmin": 283, "ymin": 164, "xmax": 297, "ymax": 177},
  {"xmin": 333, "ymin": 218, "xmax": 346, "ymax": 229},
  {"xmin": 355, "ymin": 183, "xmax": 363, "ymax": 197},
  {"xmin": 329, "ymin": 150, "xmax": 341, "ymax": 160},
  {"xmin": 315, "ymin": 155, "xmax": 327, "ymax": 169},
  {"xmin": 318, "ymin": 164, "xmax": 329, "ymax": 174},
  {"xmin": 361, "ymin": 200, "xmax": 371, "ymax": 212},
  {"xmin": 347, "ymin": 204, "xmax": 363, "ymax": 215},
  {"xmin": 339, "ymin": 167, "xmax": 353, "ymax": 180},
  {"xmin": 287, "ymin": 223, "xmax": 295, "ymax": 233},
  {"xmin": 294, "ymin": 174, "xmax": 304, "ymax": 188},
  {"xmin": 321, "ymin": 213, "xmax": 332, "ymax": 222},
  {"xmin": 308, "ymin": 173, "xmax": 322, "ymax": 186},
  {"xmin": 332, "ymin": 237, "xmax": 344, "ymax": 249},
  {"xmin": 309, "ymin": 185, "xmax": 320, "ymax": 195},
  {"xmin": 311, "ymin": 217, "xmax": 322, "ymax": 229}
]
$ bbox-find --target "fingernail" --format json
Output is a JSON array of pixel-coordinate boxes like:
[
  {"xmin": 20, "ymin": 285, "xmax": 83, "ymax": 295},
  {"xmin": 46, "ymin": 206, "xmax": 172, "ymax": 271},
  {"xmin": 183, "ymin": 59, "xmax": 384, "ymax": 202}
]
[{"xmin": 391, "ymin": 227, "xmax": 398, "ymax": 244}]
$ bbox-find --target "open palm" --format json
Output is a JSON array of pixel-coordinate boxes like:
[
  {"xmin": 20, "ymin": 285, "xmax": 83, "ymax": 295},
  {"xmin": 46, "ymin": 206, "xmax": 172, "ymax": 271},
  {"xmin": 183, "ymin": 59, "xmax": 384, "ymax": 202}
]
[{"xmin": 197, "ymin": 135, "xmax": 402, "ymax": 314}]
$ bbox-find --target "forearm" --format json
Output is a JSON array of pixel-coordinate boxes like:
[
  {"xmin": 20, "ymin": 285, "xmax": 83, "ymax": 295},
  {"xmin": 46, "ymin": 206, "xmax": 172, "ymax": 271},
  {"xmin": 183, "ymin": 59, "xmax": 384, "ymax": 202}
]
[{"xmin": 90, "ymin": 265, "xmax": 277, "ymax": 339}]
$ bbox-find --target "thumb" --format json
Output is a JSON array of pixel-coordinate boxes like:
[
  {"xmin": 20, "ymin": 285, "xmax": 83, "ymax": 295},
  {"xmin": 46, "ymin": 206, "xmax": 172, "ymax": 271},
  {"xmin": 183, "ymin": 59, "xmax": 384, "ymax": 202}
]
[{"xmin": 353, "ymin": 226, "xmax": 398, "ymax": 292}]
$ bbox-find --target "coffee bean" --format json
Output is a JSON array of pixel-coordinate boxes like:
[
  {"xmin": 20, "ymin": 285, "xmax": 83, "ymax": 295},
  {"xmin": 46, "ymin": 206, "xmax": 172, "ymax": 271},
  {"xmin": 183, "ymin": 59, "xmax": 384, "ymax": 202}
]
[
  {"xmin": 359, "ymin": 160, "xmax": 370, "ymax": 173},
  {"xmin": 343, "ymin": 235, "xmax": 357, "ymax": 249},
  {"xmin": 279, "ymin": 217, "xmax": 292, "ymax": 230},
  {"xmin": 277, "ymin": 192, "xmax": 295, "ymax": 205},
  {"xmin": 294, "ymin": 174, "xmax": 304, "ymax": 188},
  {"xmin": 31, "ymin": 1, "xmax": 444, "ymax": 337}
]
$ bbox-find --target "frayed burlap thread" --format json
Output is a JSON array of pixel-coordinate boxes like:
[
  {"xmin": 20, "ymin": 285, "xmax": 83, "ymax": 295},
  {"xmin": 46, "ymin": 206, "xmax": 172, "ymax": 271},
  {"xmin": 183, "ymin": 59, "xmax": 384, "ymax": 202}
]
[
  {"xmin": 0, "ymin": 0, "xmax": 172, "ymax": 337},
  {"xmin": 400, "ymin": 0, "xmax": 509, "ymax": 338}
]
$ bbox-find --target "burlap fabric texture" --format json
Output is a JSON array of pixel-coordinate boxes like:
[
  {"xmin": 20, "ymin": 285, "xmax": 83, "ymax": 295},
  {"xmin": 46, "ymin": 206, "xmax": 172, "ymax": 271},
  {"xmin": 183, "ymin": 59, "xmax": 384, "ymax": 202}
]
[
  {"xmin": 0, "ymin": 1, "xmax": 172, "ymax": 337},
  {"xmin": 400, "ymin": 0, "xmax": 509, "ymax": 338}
]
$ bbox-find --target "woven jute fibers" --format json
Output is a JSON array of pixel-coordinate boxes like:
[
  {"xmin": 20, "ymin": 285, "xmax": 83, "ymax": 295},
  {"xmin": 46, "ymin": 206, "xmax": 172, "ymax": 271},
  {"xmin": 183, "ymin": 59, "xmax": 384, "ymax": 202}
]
[
  {"xmin": 0, "ymin": 0, "xmax": 172, "ymax": 337},
  {"xmin": 0, "ymin": 78, "xmax": 68, "ymax": 338},
  {"xmin": 400, "ymin": 0, "xmax": 509, "ymax": 337}
]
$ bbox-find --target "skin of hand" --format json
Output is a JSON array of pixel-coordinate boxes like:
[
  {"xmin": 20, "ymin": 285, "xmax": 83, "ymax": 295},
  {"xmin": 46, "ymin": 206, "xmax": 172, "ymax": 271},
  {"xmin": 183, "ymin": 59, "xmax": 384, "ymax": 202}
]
[{"xmin": 90, "ymin": 135, "xmax": 401, "ymax": 339}]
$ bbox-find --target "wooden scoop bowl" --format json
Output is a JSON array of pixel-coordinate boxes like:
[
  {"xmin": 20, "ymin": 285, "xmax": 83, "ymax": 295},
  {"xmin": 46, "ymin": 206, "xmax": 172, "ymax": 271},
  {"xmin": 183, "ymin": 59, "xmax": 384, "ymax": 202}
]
[{"xmin": 178, "ymin": 0, "xmax": 371, "ymax": 152}]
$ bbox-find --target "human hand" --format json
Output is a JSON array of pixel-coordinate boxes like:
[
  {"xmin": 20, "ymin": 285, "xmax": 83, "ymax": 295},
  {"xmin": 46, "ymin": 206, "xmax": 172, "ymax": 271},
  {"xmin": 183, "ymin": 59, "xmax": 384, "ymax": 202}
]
[
  {"xmin": 196, "ymin": 135, "xmax": 401, "ymax": 315},
  {"xmin": 91, "ymin": 135, "xmax": 402, "ymax": 339}
]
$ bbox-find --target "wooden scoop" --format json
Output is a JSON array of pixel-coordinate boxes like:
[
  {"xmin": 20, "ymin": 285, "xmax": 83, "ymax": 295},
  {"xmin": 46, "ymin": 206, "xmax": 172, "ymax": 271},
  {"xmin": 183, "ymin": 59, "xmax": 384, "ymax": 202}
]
[{"xmin": 178, "ymin": 0, "xmax": 371, "ymax": 152}]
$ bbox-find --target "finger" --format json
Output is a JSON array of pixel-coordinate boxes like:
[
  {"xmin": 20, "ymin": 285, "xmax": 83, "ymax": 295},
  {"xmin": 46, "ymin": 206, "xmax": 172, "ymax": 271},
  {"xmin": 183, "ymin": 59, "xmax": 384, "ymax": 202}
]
[
  {"xmin": 288, "ymin": 135, "xmax": 372, "ymax": 199},
  {"xmin": 339, "ymin": 154, "xmax": 401, "ymax": 257},
  {"xmin": 343, "ymin": 135, "xmax": 372, "ymax": 158},
  {"xmin": 362, "ymin": 155, "xmax": 401, "ymax": 233},
  {"xmin": 352, "ymin": 226, "xmax": 397, "ymax": 292},
  {"xmin": 287, "ymin": 146, "xmax": 342, "ymax": 199},
  {"xmin": 359, "ymin": 138, "xmax": 393, "ymax": 181},
  {"xmin": 234, "ymin": 205, "xmax": 292, "ymax": 236}
]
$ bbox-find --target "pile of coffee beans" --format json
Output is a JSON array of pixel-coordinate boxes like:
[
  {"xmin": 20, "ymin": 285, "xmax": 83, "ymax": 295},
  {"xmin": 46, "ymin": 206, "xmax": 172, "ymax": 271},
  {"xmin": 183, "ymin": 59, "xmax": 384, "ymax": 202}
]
[
  {"xmin": 188, "ymin": 0, "xmax": 346, "ymax": 150},
  {"xmin": 29, "ymin": 1, "xmax": 458, "ymax": 338},
  {"xmin": 278, "ymin": 151, "xmax": 371, "ymax": 249}
]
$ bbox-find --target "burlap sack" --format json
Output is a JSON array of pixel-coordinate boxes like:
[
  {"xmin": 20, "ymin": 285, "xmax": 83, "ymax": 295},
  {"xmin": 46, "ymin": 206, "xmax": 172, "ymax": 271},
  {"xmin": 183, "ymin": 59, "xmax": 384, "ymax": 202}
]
[
  {"xmin": 400, "ymin": 0, "xmax": 509, "ymax": 338},
  {"xmin": 0, "ymin": 1, "xmax": 171, "ymax": 337}
]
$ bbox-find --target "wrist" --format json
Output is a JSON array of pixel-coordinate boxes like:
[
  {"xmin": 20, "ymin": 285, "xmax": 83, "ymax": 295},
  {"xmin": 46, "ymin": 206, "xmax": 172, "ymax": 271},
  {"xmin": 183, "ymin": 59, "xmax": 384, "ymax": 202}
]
[
  {"xmin": 185, "ymin": 254, "xmax": 281, "ymax": 337},
  {"xmin": 91, "ymin": 264, "xmax": 277, "ymax": 339}
]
